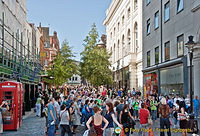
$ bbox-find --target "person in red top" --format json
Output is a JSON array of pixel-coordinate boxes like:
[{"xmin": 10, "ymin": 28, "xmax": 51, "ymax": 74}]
[
  {"xmin": 101, "ymin": 89, "xmax": 107, "ymax": 97},
  {"xmin": 139, "ymin": 103, "xmax": 150, "ymax": 136}
]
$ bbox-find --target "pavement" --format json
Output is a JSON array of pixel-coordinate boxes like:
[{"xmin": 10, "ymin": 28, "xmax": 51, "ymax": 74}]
[{"xmin": 2, "ymin": 112, "xmax": 200, "ymax": 136}]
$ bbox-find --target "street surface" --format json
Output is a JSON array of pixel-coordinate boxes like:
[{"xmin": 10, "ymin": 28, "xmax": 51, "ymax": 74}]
[{"xmin": 2, "ymin": 112, "xmax": 200, "ymax": 136}]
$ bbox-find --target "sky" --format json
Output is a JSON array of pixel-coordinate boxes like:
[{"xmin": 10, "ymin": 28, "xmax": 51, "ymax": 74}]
[{"xmin": 27, "ymin": 0, "xmax": 112, "ymax": 61}]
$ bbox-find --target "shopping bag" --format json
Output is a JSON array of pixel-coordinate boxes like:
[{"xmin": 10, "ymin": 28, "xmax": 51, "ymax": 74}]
[
  {"xmin": 120, "ymin": 128, "xmax": 125, "ymax": 136},
  {"xmin": 83, "ymin": 130, "xmax": 89, "ymax": 136},
  {"xmin": 148, "ymin": 127, "xmax": 153, "ymax": 136}
]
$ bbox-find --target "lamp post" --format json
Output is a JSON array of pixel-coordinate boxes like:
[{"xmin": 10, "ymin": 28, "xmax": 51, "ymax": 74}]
[{"xmin": 185, "ymin": 35, "xmax": 198, "ymax": 112}]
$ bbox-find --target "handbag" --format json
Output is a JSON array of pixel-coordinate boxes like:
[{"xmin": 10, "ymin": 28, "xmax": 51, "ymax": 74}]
[
  {"xmin": 89, "ymin": 116, "xmax": 97, "ymax": 136},
  {"xmin": 120, "ymin": 127, "xmax": 125, "ymax": 136}
]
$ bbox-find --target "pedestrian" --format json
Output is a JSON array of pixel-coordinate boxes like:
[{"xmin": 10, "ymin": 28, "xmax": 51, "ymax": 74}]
[
  {"xmin": 47, "ymin": 98, "xmax": 57, "ymax": 136},
  {"xmin": 158, "ymin": 98, "xmax": 171, "ymax": 136},
  {"xmin": 178, "ymin": 101, "xmax": 188, "ymax": 136},
  {"xmin": 150, "ymin": 96, "xmax": 158, "ymax": 122},
  {"xmin": 60, "ymin": 105, "xmax": 72, "ymax": 136},
  {"xmin": 193, "ymin": 96, "xmax": 199, "ymax": 118},
  {"xmin": 139, "ymin": 103, "xmax": 150, "ymax": 136},
  {"xmin": 0, "ymin": 101, "xmax": 9, "ymax": 134},
  {"xmin": 72, "ymin": 98, "xmax": 81, "ymax": 133},
  {"xmin": 86, "ymin": 106, "xmax": 109, "ymax": 136},
  {"xmin": 133, "ymin": 97, "xmax": 139, "ymax": 120},
  {"xmin": 185, "ymin": 94, "xmax": 191, "ymax": 113},
  {"xmin": 36, "ymin": 95, "xmax": 41, "ymax": 117},
  {"xmin": 103, "ymin": 102, "xmax": 122, "ymax": 136},
  {"xmin": 54, "ymin": 96, "xmax": 60, "ymax": 131},
  {"xmin": 119, "ymin": 104, "xmax": 134, "ymax": 136},
  {"xmin": 116, "ymin": 99, "xmax": 124, "ymax": 122}
]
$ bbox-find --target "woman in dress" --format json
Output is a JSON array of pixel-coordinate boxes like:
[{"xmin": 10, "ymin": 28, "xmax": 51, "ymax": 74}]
[
  {"xmin": 178, "ymin": 101, "xmax": 187, "ymax": 136},
  {"xmin": 86, "ymin": 106, "xmax": 109, "ymax": 136},
  {"xmin": 72, "ymin": 98, "xmax": 81, "ymax": 133}
]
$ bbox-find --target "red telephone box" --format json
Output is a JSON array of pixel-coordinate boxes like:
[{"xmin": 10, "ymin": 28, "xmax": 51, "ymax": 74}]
[{"xmin": 0, "ymin": 81, "xmax": 23, "ymax": 130}]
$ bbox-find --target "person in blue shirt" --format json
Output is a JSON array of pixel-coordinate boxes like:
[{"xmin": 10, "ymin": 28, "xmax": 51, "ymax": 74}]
[
  {"xmin": 193, "ymin": 96, "xmax": 199, "ymax": 118},
  {"xmin": 118, "ymin": 89, "xmax": 122, "ymax": 97},
  {"xmin": 47, "ymin": 98, "xmax": 57, "ymax": 136}
]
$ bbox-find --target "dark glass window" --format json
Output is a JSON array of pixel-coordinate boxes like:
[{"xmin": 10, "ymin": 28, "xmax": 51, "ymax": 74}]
[
  {"xmin": 155, "ymin": 47, "xmax": 159, "ymax": 64},
  {"xmin": 147, "ymin": 51, "xmax": 150, "ymax": 67},
  {"xmin": 165, "ymin": 41, "xmax": 170, "ymax": 61},
  {"xmin": 147, "ymin": 19, "xmax": 151, "ymax": 35}
]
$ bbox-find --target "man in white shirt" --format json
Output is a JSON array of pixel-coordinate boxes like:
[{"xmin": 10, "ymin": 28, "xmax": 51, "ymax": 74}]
[
  {"xmin": 174, "ymin": 94, "xmax": 181, "ymax": 107},
  {"xmin": 185, "ymin": 94, "xmax": 191, "ymax": 113}
]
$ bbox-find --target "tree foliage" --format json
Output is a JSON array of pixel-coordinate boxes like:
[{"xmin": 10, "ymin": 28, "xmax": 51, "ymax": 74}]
[
  {"xmin": 44, "ymin": 40, "xmax": 78, "ymax": 86},
  {"xmin": 80, "ymin": 23, "xmax": 113, "ymax": 86}
]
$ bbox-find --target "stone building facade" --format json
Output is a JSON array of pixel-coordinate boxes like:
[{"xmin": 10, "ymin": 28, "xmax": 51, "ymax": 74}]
[
  {"xmin": 142, "ymin": 0, "xmax": 200, "ymax": 98},
  {"xmin": 104, "ymin": 0, "xmax": 143, "ymax": 90}
]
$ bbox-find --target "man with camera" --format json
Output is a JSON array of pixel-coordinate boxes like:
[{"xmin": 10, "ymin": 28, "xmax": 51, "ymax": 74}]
[{"xmin": 0, "ymin": 101, "xmax": 10, "ymax": 133}]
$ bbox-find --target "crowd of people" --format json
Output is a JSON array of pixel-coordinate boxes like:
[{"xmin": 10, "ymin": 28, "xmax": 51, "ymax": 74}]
[{"xmin": 33, "ymin": 86, "xmax": 200, "ymax": 136}]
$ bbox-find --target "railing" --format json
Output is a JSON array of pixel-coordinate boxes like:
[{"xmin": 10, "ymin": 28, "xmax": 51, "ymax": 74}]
[{"xmin": 0, "ymin": 12, "xmax": 41, "ymax": 82}]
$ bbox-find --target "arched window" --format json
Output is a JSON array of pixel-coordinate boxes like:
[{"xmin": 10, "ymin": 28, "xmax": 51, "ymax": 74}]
[
  {"xmin": 122, "ymin": 35, "xmax": 125, "ymax": 57},
  {"xmin": 117, "ymin": 40, "xmax": 120, "ymax": 60},
  {"xmin": 110, "ymin": 47, "xmax": 113, "ymax": 62},
  {"xmin": 128, "ymin": 8, "xmax": 131, "ymax": 18},
  {"xmin": 127, "ymin": 29, "xmax": 131, "ymax": 48},
  {"xmin": 134, "ymin": 22, "xmax": 138, "ymax": 52},
  {"xmin": 114, "ymin": 44, "xmax": 116, "ymax": 62},
  {"xmin": 110, "ymin": 32, "xmax": 112, "ymax": 40},
  {"xmin": 122, "ymin": 16, "xmax": 125, "ymax": 25},
  {"xmin": 134, "ymin": 0, "xmax": 138, "ymax": 10},
  {"xmin": 114, "ymin": 27, "xmax": 116, "ymax": 36}
]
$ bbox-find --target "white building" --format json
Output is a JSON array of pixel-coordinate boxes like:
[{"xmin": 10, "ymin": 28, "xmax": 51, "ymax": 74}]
[
  {"xmin": 142, "ymin": 0, "xmax": 200, "ymax": 98},
  {"xmin": 104, "ymin": 0, "xmax": 143, "ymax": 90}
]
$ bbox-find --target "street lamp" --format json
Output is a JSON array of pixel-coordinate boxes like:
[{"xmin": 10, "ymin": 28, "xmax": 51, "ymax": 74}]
[{"xmin": 185, "ymin": 35, "xmax": 198, "ymax": 112}]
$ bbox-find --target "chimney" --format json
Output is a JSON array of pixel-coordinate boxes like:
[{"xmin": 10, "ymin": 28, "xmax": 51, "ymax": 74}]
[
  {"xmin": 39, "ymin": 22, "xmax": 41, "ymax": 28},
  {"xmin": 54, "ymin": 31, "xmax": 57, "ymax": 37}
]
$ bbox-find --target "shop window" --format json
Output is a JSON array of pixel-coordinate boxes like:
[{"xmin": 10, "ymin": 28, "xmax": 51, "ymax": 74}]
[
  {"xmin": 154, "ymin": 11, "xmax": 159, "ymax": 29},
  {"xmin": 155, "ymin": 47, "xmax": 159, "ymax": 64},
  {"xmin": 147, "ymin": 19, "xmax": 151, "ymax": 35},
  {"xmin": 147, "ymin": 51, "xmax": 150, "ymax": 67},
  {"xmin": 177, "ymin": 0, "xmax": 184, "ymax": 13},
  {"xmin": 177, "ymin": 34, "xmax": 184, "ymax": 57},
  {"xmin": 164, "ymin": 1, "xmax": 170, "ymax": 22},
  {"xmin": 165, "ymin": 41, "xmax": 170, "ymax": 61}
]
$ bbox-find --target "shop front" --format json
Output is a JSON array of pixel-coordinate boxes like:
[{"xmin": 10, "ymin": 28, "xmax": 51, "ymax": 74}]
[
  {"xmin": 160, "ymin": 64, "xmax": 184, "ymax": 96},
  {"xmin": 144, "ymin": 71, "xmax": 158, "ymax": 98}
]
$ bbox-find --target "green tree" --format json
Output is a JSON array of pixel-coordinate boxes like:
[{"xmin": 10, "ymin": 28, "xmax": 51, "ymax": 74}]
[
  {"xmin": 44, "ymin": 40, "xmax": 78, "ymax": 86},
  {"xmin": 80, "ymin": 23, "xmax": 113, "ymax": 86}
]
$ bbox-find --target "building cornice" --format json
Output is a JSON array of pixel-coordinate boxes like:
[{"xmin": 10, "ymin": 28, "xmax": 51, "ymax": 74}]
[
  {"xmin": 192, "ymin": 3, "xmax": 200, "ymax": 12},
  {"xmin": 103, "ymin": 0, "xmax": 123, "ymax": 26}
]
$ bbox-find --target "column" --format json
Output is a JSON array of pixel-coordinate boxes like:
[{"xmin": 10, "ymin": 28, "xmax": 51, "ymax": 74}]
[{"xmin": 193, "ymin": 46, "xmax": 200, "ymax": 98}]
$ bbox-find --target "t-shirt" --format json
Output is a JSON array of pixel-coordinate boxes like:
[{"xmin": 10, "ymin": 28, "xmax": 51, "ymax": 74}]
[
  {"xmin": 116, "ymin": 104, "xmax": 124, "ymax": 121},
  {"xmin": 104, "ymin": 112, "xmax": 114, "ymax": 128},
  {"xmin": 139, "ymin": 109, "xmax": 148, "ymax": 124},
  {"xmin": 60, "ymin": 110, "xmax": 70, "ymax": 125},
  {"xmin": 133, "ymin": 102, "xmax": 139, "ymax": 110},
  {"xmin": 48, "ymin": 103, "xmax": 57, "ymax": 121},
  {"xmin": 193, "ymin": 99, "xmax": 199, "ymax": 108},
  {"xmin": 54, "ymin": 101, "xmax": 60, "ymax": 115},
  {"xmin": 36, "ymin": 97, "xmax": 41, "ymax": 104},
  {"xmin": 118, "ymin": 90, "xmax": 122, "ymax": 97}
]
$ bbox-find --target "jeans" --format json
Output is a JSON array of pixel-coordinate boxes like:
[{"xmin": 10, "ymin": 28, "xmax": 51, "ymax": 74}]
[
  {"xmin": 194, "ymin": 107, "xmax": 199, "ymax": 118},
  {"xmin": 36, "ymin": 103, "xmax": 41, "ymax": 117},
  {"xmin": 139, "ymin": 124, "xmax": 148, "ymax": 136},
  {"xmin": 48, "ymin": 121, "xmax": 55, "ymax": 136},
  {"xmin": 160, "ymin": 118, "xmax": 171, "ymax": 136},
  {"xmin": 151, "ymin": 110, "xmax": 157, "ymax": 121},
  {"xmin": 103, "ymin": 128, "xmax": 114, "ymax": 136},
  {"xmin": 60, "ymin": 124, "xmax": 72, "ymax": 136}
]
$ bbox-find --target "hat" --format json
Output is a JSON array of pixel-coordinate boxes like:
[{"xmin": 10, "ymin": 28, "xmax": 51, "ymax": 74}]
[{"xmin": 161, "ymin": 98, "xmax": 167, "ymax": 105}]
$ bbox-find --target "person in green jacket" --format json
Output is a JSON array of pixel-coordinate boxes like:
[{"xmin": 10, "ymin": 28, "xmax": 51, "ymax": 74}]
[
  {"xmin": 150, "ymin": 96, "xmax": 158, "ymax": 121},
  {"xmin": 133, "ymin": 97, "xmax": 139, "ymax": 120}
]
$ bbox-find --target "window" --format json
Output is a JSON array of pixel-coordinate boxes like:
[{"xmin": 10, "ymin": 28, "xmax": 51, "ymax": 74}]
[
  {"xmin": 46, "ymin": 51, "xmax": 49, "ymax": 57},
  {"xmin": 177, "ymin": 0, "xmax": 184, "ymax": 13},
  {"xmin": 110, "ymin": 32, "xmax": 112, "ymax": 40},
  {"xmin": 177, "ymin": 34, "xmax": 184, "ymax": 57},
  {"xmin": 128, "ymin": 8, "xmax": 131, "ymax": 18},
  {"xmin": 147, "ymin": 19, "xmax": 151, "ymax": 35},
  {"xmin": 134, "ymin": 0, "xmax": 138, "ymax": 9},
  {"xmin": 114, "ymin": 27, "xmax": 116, "ymax": 36},
  {"xmin": 75, "ymin": 77, "xmax": 77, "ymax": 81},
  {"xmin": 154, "ymin": 11, "xmax": 159, "ymax": 29},
  {"xmin": 122, "ymin": 16, "xmax": 125, "ymax": 25},
  {"xmin": 118, "ymin": 22, "xmax": 120, "ymax": 31},
  {"xmin": 69, "ymin": 78, "xmax": 71, "ymax": 81},
  {"xmin": 155, "ymin": 47, "xmax": 159, "ymax": 64},
  {"xmin": 164, "ymin": 2, "xmax": 170, "ymax": 22},
  {"xmin": 114, "ymin": 44, "xmax": 116, "ymax": 62},
  {"xmin": 127, "ymin": 30, "xmax": 131, "ymax": 51},
  {"xmin": 72, "ymin": 77, "xmax": 74, "ymax": 81},
  {"xmin": 147, "ymin": 51, "xmax": 150, "ymax": 67},
  {"xmin": 44, "ymin": 42, "xmax": 48, "ymax": 48},
  {"xmin": 134, "ymin": 23, "xmax": 138, "ymax": 50},
  {"xmin": 165, "ymin": 41, "xmax": 170, "ymax": 61},
  {"xmin": 146, "ymin": 0, "xmax": 150, "ymax": 5},
  {"xmin": 44, "ymin": 60, "xmax": 48, "ymax": 66}
]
